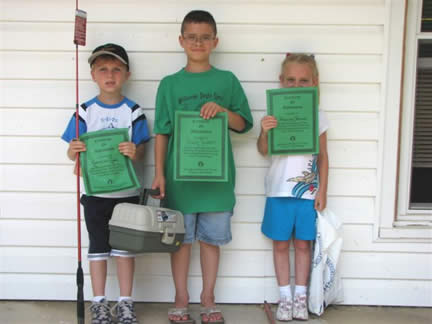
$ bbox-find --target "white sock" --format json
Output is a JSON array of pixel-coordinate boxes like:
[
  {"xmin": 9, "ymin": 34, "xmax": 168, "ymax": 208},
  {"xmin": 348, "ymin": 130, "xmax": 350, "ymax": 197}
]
[
  {"xmin": 93, "ymin": 296, "xmax": 106, "ymax": 303},
  {"xmin": 295, "ymin": 285, "xmax": 307, "ymax": 296},
  {"xmin": 118, "ymin": 296, "xmax": 133, "ymax": 302},
  {"xmin": 279, "ymin": 285, "xmax": 292, "ymax": 300}
]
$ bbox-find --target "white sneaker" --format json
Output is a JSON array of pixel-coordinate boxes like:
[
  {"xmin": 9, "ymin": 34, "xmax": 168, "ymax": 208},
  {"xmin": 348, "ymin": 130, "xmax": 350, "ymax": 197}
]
[
  {"xmin": 293, "ymin": 294, "xmax": 308, "ymax": 320},
  {"xmin": 276, "ymin": 297, "xmax": 293, "ymax": 321}
]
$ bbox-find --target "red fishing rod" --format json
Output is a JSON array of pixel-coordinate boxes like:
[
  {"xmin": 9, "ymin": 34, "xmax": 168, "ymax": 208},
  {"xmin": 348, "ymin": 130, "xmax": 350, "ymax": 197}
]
[{"xmin": 73, "ymin": 1, "xmax": 87, "ymax": 323}]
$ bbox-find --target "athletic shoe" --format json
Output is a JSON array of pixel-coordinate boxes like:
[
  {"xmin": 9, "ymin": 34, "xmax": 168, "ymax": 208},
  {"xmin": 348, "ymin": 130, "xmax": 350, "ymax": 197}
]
[
  {"xmin": 111, "ymin": 299, "xmax": 139, "ymax": 324},
  {"xmin": 276, "ymin": 297, "xmax": 293, "ymax": 321},
  {"xmin": 90, "ymin": 298, "xmax": 113, "ymax": 324},
  {"xmin": 293, "ymin": 294, "xmax": 309, "ymax": 320}
]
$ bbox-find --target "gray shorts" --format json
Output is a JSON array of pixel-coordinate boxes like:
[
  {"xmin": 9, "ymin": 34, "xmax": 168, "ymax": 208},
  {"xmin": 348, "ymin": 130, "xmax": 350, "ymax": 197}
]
[{"xmin": 183, "ymin": 211, "xmax": 233, "ymax": 246}]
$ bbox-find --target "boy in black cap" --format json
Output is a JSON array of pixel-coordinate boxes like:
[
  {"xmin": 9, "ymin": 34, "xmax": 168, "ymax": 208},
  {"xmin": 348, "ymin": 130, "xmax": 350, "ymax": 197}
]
[{"xmin": 62, "ymin": 43, "xmax": 150, "ymax": 324}]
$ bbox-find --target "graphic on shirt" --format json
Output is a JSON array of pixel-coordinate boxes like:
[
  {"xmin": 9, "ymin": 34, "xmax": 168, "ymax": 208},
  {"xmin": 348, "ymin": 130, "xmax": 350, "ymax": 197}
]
[
  {"xmin": 99, "ymin": 116, "xmax": 120, "ymax": 129},
  {"xmin": 177, "ymin": 91, "xmax": 225, "ymax": 110},
  {"xmin": 288, "ymin": 155, "xmax": 318, "ymax": 198}
]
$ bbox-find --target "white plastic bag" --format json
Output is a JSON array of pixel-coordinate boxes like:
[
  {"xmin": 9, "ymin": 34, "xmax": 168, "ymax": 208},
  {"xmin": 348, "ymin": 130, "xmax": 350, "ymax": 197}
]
[{"xmin": 308, "ymin": 208, "xmax": 344, "ymax": 316}]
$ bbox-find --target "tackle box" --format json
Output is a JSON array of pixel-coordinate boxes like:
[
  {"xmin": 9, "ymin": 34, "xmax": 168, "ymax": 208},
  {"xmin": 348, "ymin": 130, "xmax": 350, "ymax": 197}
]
[{"xmin": 109, "ymin": 189, "xmax": 185, "ymax": 253}]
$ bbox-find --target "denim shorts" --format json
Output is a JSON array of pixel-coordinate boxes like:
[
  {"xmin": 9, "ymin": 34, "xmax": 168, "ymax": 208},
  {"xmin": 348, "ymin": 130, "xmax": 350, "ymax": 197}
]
[
  {"xmin": 261, "ymin": 197, "xmax": 317, "ymax": 241},
  {"xmin": 183, "ymin": 211, "xmax": 233, "ymax": 246}
]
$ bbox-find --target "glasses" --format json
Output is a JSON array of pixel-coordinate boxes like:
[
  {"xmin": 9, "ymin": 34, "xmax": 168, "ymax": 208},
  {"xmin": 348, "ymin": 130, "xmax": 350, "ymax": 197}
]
[{"xmin": 182, "ymin": 34, "xmax": 215, "ymax": 44}]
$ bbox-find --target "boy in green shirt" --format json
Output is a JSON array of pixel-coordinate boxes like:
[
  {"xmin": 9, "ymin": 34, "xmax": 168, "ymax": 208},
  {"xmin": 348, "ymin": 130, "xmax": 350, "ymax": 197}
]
[{"xmin": 152, "ymin": 10, "xmax": 253, "ymax": 324}]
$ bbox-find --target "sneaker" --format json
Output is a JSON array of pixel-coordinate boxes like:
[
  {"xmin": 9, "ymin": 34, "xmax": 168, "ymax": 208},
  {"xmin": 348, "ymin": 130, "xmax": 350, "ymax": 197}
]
[
  {"xmin": 90, "ymin": 299, "xmax": 113, "ymax": 324},
  {"xmin": 293, "ymin": 294, "xmax": 308, "ymax": 320},
  {"xmin": 111, "ymin": 299, "xmax": 139, "ymax": 324},
  {"xmin": 276, "ymin": 297, "xmax": 293, "ymax": 321}
]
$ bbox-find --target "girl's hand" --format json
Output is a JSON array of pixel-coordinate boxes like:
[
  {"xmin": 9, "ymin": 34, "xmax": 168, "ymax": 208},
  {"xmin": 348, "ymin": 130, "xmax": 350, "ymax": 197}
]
[
  {"xmin": 261, "ymin": 116, "xmax": 278, "ymax": 134},
  {"xmin": 314, "ymin": 190, "xmax": 327, "ymax": 212},
  {"xmin": 119, "ymin": 141, "xmax": 136, "ymax": 160},
  {"xmin": 200, "ymin": 102, "xmax": 225, "ymax": 119}
]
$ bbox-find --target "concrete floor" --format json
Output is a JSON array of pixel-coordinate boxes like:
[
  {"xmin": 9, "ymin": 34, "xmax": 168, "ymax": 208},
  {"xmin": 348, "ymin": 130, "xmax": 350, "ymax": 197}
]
[{"xmin": 0, "ymin": 301, "xmax": 431, "ymax": 324}]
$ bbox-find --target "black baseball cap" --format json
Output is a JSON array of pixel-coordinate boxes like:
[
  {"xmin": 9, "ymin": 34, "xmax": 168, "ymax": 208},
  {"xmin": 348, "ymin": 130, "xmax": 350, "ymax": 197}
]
[{"xmin": 88, "ymin": 43, "xmax": 129, "ymax": 68}]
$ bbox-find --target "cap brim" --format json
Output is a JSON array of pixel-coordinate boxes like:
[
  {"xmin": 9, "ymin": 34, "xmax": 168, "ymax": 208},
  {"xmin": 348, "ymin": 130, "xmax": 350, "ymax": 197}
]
[{"xmin": 88, "ymin": 51, "xmax": 128, "ymax": 66}]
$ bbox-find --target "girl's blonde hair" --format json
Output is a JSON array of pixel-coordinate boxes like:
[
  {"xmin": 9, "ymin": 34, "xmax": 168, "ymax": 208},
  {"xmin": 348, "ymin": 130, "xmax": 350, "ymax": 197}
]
[
  {"xmin": 281, "ymin": 53, "xmax": 319, "ymax": 82},
  {"xmin": 281, "ymin": 53, "xmax": 320, "ymax": 101}
]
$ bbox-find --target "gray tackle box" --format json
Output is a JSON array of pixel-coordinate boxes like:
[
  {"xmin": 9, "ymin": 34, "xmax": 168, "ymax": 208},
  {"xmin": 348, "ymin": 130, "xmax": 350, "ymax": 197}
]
[{"xmin": 109, "ymin": 189, "xmax": 185, "ymax": 253}]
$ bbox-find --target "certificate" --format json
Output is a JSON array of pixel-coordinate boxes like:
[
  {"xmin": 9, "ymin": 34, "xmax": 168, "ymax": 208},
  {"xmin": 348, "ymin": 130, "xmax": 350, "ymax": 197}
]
[
  {"xmin": 266, "ymin": 87, "xmax": 319, "ymax": 155},
  {"xmin": 174, "ymin": 111, "xmax": 228, "ymax": 182},
  {"xmin": 79, "ymin": 128, "xmax": 140, "ymax": 195}
]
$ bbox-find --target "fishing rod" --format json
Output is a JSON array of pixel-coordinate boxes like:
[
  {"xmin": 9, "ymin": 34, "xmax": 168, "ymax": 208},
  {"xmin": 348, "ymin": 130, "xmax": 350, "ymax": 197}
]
[{"xmin": 73, "ymin": 1, "xmax": 87, "ymax": 323}]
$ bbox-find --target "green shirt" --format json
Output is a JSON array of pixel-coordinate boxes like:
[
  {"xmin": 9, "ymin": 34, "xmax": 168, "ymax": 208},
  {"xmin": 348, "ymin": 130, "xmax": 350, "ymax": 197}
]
[{"xmin": 154, "ymin": 67, "xmax": 253, "ymax": 214}]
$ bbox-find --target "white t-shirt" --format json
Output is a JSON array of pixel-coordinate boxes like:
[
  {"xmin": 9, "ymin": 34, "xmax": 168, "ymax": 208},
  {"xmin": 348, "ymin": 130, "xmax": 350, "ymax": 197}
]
[
  {"xmin": 265, "ymin": 111, "xmax": 329, "ymax": 200},
  {"xmin": 62, "ymin": 96, "xmax": 151, "ymax": 198}
]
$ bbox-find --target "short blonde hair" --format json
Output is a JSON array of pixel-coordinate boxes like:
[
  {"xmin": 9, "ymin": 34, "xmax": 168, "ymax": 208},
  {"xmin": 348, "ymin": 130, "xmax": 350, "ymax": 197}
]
[
  {"xmin": 281, "ymin": 53, "xmax": 319, "ymax": 81},
  {"xmin": 281, "ymin": 53, "xmax": 320, "ymax": 102}
]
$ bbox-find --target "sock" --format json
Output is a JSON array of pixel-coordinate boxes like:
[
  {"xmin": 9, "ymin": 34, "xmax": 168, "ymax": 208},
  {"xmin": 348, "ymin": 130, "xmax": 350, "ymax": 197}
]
[
  {"xmin": 118, "ymin": 296, "xmax": 133, "ymax": 302},
  {"xmin": 295, "ymin": 285, "xmax": 307, "ymax": 296},
  {"xmin": 279, "ymin": 285, "xmax": 292, "ymax": 300},
  {"xmin": 93, "ymin": 296, "xmax": 106, "ymax": 303}
]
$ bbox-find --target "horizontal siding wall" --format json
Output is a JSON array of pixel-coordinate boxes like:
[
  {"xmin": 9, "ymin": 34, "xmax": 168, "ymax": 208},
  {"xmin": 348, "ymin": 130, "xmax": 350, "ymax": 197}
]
[{"xmin": 1, "ymin": 0, "xmax": 431, "ymax": 306}]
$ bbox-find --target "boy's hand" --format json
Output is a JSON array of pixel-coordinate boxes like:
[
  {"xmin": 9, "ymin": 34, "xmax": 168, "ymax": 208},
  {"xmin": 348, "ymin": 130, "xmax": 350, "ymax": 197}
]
[
  {"xmin": 261, "ymin": 116, "xmax": 278, "ymax": 134},
  {"xmin": 314, "ymin": 190, "xmax": 327, "ymax": 212},
  {"xmin": 200, "ymin": 102, "xmax": 226, "ymax": 119},
  {"xmin": 69, "ymin": 139, "xmax": 86, "ymax": 153},
  {"xmin": 119, "ymin": 141, "xmax": 136, "ymax": 160},
  {"xmin": 151, "ymin": 175, "xmax": 166, "ymax": 199},
  {"xmin": 67, "ymin": 139, "xmax": 86, "ymax": 160}
]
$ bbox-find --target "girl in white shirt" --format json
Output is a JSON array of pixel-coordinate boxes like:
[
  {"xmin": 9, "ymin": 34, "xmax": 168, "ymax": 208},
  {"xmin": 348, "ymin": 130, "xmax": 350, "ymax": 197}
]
[{"xmin": 257, "ymin": 53, "xmax": 329, "ymax": 321}]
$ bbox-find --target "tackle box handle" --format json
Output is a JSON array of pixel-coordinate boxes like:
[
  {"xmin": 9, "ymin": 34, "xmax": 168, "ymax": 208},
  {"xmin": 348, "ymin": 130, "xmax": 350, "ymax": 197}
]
[{"xmin": 139, "ymin": 188, "xmax": 164, "ymax": 206}]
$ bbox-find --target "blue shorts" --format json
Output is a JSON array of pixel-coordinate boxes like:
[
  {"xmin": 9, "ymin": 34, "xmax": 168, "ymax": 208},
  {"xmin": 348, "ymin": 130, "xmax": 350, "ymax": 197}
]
[
  {"xmin": 261, "ymin": 197, "xmax": 317, "ymax": 241},
  {"xmin": 183, "ymin": 211, "xmax": 233, "ymax": 246}
]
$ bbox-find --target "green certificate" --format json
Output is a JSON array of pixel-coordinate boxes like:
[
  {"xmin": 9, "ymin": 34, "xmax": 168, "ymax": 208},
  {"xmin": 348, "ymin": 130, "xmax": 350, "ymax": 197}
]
[
  {"xmin": 266, "ymin": 87, "xmax": 319, "ymax": 155},
  {"xmin": 79, "ymin": 128, "xmax": 140, "ymax": 195},
  {"xmin": 174, "ymin": 111, "xmax": 228, "ymax": 182}
]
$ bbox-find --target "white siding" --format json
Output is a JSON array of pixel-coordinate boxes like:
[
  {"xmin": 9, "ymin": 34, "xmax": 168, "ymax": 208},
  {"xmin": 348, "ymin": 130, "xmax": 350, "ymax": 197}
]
[{"xmin": 0, "ymin": 0, "xmax": 431, "ymax": 307}]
